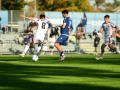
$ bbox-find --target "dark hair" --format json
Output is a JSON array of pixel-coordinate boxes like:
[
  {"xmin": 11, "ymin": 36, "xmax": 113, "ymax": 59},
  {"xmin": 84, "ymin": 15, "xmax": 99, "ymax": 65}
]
[
  {"xmin": 40, "ymin": 14, "xmax": 45, "ymax": 19},
  {"xmin": 104, "ymin": 15, "xmax": 110, "ymax": 18},
  {"xmin": 62, "ymin": 10, "xmax": 69, "ymax": 14}
]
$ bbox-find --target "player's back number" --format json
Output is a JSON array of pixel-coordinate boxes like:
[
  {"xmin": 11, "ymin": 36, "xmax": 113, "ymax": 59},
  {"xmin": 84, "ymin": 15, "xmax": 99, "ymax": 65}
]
[{"xmin": 42, "ymin": 22, "xmax": 46, "ymax": 29}]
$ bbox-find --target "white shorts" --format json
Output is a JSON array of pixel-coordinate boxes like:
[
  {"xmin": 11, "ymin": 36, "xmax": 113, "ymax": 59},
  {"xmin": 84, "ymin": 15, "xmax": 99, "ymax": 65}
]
[
  {"xmin": 104, "ymin": 36, "xmax": 112, "ymax": 45},
  {"xmin": 33, "ymin": 34, "xmax": 45, "ymax": 43}
]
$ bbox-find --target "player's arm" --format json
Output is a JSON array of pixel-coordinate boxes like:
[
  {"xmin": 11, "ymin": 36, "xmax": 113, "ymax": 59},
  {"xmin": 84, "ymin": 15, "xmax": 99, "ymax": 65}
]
[
  {"xmin": 98, "ymin": 25, "xmax": 104, "ymax": 33},
  {"xmin": 98, "ymin": 29, "xmax": 103, "ymax": 33},
  {"xmin": 54, "ymin": 19, "xmax": 67, "ymax": 28},
  {"xmin": 61, "ymin": 23, "xmax": 66, "ymax": 29},
  {"xmin": 20, "ymin": 14, "xmax": 34, "ymax": 21},
  {"xmin": 61, "ymin": 18, "xmax": 67, "ymax": 29}
]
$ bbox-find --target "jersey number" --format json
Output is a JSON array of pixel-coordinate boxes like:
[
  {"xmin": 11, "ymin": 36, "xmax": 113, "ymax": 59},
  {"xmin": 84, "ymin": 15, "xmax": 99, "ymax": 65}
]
[{"xmin": 42, "ymin": 22, "xmax": 46, "ymax": 29}]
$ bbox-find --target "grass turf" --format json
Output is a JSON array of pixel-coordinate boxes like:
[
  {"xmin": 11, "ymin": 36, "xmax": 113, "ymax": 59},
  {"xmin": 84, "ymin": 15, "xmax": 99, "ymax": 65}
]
[{"xmin": 0, "ymin": 54, "xmax": 120, "ymax": 90}]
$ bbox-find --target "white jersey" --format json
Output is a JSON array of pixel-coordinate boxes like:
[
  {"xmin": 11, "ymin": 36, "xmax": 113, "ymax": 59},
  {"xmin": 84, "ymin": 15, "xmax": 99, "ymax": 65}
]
[
  {"xmin": 101, "ymin": 22, "xmax": 116, "ymax": 45},
  {"xmin": 34, "ymin": 19, "xmax": 49, "ymax": 42},
  {"xmin": 101, "ymin": 22, "xmax": 116, "ymax": 38}
]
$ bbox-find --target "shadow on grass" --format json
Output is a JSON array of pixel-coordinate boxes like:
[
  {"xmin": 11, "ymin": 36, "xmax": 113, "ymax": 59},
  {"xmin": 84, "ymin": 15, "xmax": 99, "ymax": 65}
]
[{"xmin": 0, "ymin": 57, "xmax": 120, "ymax": 90}]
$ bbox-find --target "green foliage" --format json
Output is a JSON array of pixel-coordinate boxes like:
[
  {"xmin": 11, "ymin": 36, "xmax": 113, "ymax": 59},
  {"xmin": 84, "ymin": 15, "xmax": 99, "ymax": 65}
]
[
  {"xmin": 37, "ymin": 0, "xmax": 94, "ymax": 12},
  {"xmin": 1, "ymin": 0, "xmax": 26, "ymax": 10},
  {"xmin": 113, "ymin": 0, "xmax": 120, "ymax": 8},
  {"xmin": 103, "ymin": 0, "xmax": 120, "ymax": 12},
  {"xmin": 95, "ymin": 0, "xmax": 105, "ymax": 7}
]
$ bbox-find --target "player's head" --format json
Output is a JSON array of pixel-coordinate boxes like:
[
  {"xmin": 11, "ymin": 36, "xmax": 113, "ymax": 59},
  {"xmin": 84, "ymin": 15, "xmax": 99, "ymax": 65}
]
[
  {"xmin": 62, "ymin": 9, "xmax": 69, "ymax": 18},
  {"xmin": 40, "ymin": 14, "xmax": 45, "ymax": 20},
  {"xmin": 104, "ymin": 15, "xmax": 110, "ymax": 23}
]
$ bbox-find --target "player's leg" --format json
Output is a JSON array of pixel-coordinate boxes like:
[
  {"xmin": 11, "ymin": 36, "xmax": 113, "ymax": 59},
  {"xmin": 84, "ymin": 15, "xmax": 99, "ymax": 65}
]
[
  {"xmin": 108, "ymin": 36, "xmax": 120, "ymax": 54},
  {"xmin": 49, "ymin": 45, "xmax": 54, "ymax": 55},
  {"xmin": 36, "ymin": 41, "xmax": 43, "ymax": 56},
  {"xmin": 54, "ymin": 35, "xmax": 68, "ymax": 61},
  {"xmin": 55, "ymin": 42, "xmax": 66, "ymax": 61},
  {"xmin": 108, "ymin": 44, "xmax": 120, "ymax": 54},
  {"xmin": 96, "ymin": 37, "xmax": 111, "ymax": 60},
  {"xmin": 94, "ymin": 47, "xmax": 97, "ymax": 54},
  {"xmin": 19, "ymin": 42, "xmax": 30, "ymax": 57},
  {"xmin": 96, "ymin": 44, "xmax": 106, "ymax": 60},
  {"xmin": 36, "ymin": 35, "xmax": 47, "ymax": 56},
  {"xmin": 54, "ymin": 42, "xmax": 63, "ymax": 54}
]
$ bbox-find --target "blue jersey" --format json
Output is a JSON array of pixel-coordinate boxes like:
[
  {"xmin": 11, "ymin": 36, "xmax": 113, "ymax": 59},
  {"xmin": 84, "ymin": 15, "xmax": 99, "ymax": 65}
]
[
  {"xmin": 61, "ymin": 17, "xmax": 72, "ymax": 35},
  {"xmin": 24, "ymin": 38, "xmax": 30, "ymax": 43}
]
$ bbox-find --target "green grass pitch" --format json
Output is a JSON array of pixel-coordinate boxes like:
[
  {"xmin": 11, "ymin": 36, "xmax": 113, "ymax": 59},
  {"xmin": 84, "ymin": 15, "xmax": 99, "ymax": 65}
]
[{"xmin": 0, "ymin": 54, "xmax": 120, "ymax": 90}]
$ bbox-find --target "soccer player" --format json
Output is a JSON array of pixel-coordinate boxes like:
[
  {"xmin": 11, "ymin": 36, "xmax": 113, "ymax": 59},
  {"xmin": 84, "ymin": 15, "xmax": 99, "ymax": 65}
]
[
  {"xmin": 96, "ymin": 15, "xmax": 120, "ymax": 60},
  {"xmin": 19, "ymin": 14, "xmax": 49, "ymax": 57},
  {"xmin": 54, "ymin": 10, "xmax": 72, "ymax": 62}
]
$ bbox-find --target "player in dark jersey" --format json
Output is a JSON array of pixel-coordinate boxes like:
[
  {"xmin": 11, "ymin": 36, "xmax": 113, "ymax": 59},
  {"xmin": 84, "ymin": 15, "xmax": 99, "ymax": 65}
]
[{"xmin": 54, "ymin": 10, "xmax": 72, "ymax": 62}]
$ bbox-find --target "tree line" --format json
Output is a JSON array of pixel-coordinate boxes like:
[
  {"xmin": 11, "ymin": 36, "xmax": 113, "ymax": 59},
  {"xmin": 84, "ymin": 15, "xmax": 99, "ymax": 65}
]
[{"xmin": 1, "ymin": 0, "xmax": 120, "ymax": 12}]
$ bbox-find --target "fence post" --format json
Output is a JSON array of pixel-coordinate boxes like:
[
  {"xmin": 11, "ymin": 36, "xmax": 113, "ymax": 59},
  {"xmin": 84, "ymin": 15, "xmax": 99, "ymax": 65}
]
[{"xmin": 11, "ymin": 10, "xmax": 13, "ymax": 34}]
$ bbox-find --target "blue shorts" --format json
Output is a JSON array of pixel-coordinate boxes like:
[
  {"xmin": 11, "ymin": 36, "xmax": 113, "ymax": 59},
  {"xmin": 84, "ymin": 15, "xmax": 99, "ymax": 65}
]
[{"xmin": 56, "ymin": 35, "xmax": 68, "ymax": 46}]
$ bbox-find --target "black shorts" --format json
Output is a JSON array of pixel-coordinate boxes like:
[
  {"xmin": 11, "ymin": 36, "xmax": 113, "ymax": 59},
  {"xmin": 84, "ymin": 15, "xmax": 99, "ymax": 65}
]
[{"xmin": 49, "ymin": 45, "xmax": 54, "ymax": 49}]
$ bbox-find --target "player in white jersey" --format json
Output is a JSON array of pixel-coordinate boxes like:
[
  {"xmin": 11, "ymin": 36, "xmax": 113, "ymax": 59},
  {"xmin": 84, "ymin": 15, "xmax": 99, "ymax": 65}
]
[
  {"xmin": 96, "ymin": 15, "xmax": 120, "ymax": 60},
  {"xmin": 19, "ymin": 14, "xmax": 49, "ymax": 57}
]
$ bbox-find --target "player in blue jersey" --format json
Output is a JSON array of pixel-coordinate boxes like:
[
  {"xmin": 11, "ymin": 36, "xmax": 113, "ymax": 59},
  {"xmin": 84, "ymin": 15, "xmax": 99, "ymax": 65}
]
[{"xmin": 54, "ymin": 10, "xmax": 72, "ymax": 62}]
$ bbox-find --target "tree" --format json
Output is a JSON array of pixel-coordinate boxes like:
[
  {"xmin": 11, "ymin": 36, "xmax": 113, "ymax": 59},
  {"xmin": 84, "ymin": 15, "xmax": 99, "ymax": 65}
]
[
  {"xmin": 37, "ymin": 0, "xmax": 94, "ymax": 12},
  {"xmin": 95, "ymin": 0, "xmax": 105, "ymax": 8},
  {"xmin": 113, "ymin": 0, "xmax": 120, "ymax": 8},
  {"xmin": 75, "ymin": 0, "xmax": 94, "ymax": 12},
  {"xmin": 1, "ymin": 0, "xmax": 26, "ymax": 10},
  {"xmin": 103, "ymin": 0, "xmax": 120, "ymax": 12}
]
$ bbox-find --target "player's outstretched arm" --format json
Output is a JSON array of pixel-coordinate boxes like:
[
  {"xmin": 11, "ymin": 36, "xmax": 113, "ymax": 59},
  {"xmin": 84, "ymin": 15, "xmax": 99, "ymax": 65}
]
[
  {"xmin": 98, "ymin": 29, "xmax": 103, "ymax": 33},
  {"xmin": 20, "ymin": 14, "xmax": 34, "ymax": 21}
]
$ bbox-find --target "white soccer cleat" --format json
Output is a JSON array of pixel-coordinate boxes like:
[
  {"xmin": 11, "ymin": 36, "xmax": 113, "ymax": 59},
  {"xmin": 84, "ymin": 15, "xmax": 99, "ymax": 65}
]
[
  {"xmin": 19, "ymin": 54, "xmax": 24, "ymax": 57},
  {"xmin": 58, "ymin": 55, "xmax": 66, "ymax": 62},
  {"xmin": 95, "ymin": 57, "xmax": 103, "ymax": 60}
]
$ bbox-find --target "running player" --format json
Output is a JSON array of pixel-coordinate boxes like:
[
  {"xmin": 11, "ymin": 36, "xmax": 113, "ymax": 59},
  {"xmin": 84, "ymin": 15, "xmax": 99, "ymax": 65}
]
[
  {"xmin": 19, "ymin": 14, "xmax": 49, "ymax": 57},
  {"xmin": 96, "ymin": 15, "xmax": 120, "ymax": 60},
  {"xmin": 54, "ymin": 10, "xmax": 72, "ymax": 62}
]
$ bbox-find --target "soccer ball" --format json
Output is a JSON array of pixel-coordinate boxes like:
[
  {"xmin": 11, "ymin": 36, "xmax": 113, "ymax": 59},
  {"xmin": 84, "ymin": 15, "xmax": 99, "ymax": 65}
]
[{"xmin": 32, "ymin": 55, "xmax": 38, "ymax": 62}]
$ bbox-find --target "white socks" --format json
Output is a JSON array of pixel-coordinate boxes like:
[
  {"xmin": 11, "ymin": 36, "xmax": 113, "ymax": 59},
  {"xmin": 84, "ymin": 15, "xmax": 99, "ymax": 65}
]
[
  {"xmin": 37, "ymin": 46, "xmax": 41, "ymax": 54},
  {"xmin": 22, "ymin": 45, "xmax": 29, "ymax": 55}
]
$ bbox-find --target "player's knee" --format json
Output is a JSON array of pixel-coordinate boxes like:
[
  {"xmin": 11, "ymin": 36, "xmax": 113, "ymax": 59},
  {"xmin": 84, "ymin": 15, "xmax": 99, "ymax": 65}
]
[
  {"xmin": 54, "ymin": 42, "xmax": 59, "ymax": 47},
  {"xmin": 54, "ymin": 43, "xmax": 57, "ymax": 46}
]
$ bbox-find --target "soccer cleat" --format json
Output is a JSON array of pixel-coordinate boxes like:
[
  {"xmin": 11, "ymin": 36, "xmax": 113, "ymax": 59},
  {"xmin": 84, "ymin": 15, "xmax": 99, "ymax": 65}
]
[
  {"xmin": 19, "ymin": 54, "xmax": 24, "ymax": 57},
  {"xmin": 58, "ymin": 55, "xmax": 66, "ymax": 62},
  {"xmin": 95, "ymin": 57, "xmax": 103, "ymax": 60}
]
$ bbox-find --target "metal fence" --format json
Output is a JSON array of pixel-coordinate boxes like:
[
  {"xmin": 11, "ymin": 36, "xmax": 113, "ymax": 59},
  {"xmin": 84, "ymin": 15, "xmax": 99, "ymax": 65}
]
[{"xmin": 1, "ymin": 10, "xmax": 120, "ymax": 34}]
